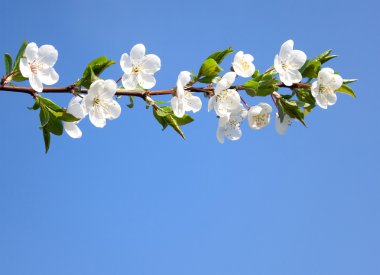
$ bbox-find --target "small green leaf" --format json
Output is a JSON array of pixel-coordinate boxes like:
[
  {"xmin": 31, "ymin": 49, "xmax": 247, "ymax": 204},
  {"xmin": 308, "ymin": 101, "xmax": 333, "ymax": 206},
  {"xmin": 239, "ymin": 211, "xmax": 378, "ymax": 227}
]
[
  {"xmin": 42, "ymin": 127, "xmax": 51, "ymax": 154},
  {"xmin": 28, "ymin": 98, "xmax": 40, "ymax": 110},
  {"xmin": 336, "ymin": 84, "xmax": 356, "ymax": 98},
  {"xmin": 11, "ymin": 73, "xmax": 28, "ymax": 82},
  {"xmin": 39, "ymin": 97, "xmax": 63, "ymax": 112},
  {"xmin": 46, "ymin": 115, "xmax": 63, "ymax": 136},
  {"xmin": 127, "ymin": 96, "xmax": 135, "ymax": 108},
  {"xmin": 343, "ymin": 79, "xmax": 358, "ymax": 84},
  {"xmin": 79, "ymin": 56, "xmax": 115, "ymax": 88},
  {"xmin": 13, "ymin": 40, "xmax": 27, "ymax": 72},
  {"xmin": 300, "ymin": 60, "xmax": 321, "ymax": 79},
  {"xmin": 244, "ymin": 78, "xmax": 279, "ymax": 97},
  {"xmin": 280, "ymin": 98, "xmax": 307, "ymax": 127},
  {"xmin": 207, "ymin": 47, "xmax": 234, "ymax": 64},
  {"xmin": 4, "ymin": 54, "xmax": 12, "ymax": 75},
  {"xmin": 198, "ymin": 58, "xmax": 222, "ymax": 79},
  {"xmin": 296, "ymin": 89, "xmax": 316, "ymax": 114},
  {"xmin": 39, "ymin": 106, "xmax": 50, "ymax": 127}
]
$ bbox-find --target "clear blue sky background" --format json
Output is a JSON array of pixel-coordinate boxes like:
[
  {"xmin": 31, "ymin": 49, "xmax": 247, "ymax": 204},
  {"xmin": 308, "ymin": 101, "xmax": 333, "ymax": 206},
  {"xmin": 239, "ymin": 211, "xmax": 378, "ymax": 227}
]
[{"xmin": 0, "ymin": 0, "xmax": 379, "ymax": 274}]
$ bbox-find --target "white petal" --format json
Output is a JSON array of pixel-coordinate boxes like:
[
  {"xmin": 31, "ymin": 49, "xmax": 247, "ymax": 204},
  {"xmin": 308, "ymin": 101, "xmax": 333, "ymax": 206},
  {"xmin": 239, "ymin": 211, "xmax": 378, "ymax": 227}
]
[
  {"xmin": 122, "ymin": 74, "xmax": 138, "ymax": 90},
  {"xmin": 171, "ymin": 96, "xmax": 185, "ymax": 118},
  {"xmin": 326, "ymin": 92, "xmax": 337, "ymax": 106},
  {"xmin": 315, "ymin": 94, "xmax": 328, "ymax": 109},
  {"xmin": 141, "ymin": 54, "xmax": 161, "ymax": 74},
  {"xmin": 275, "ymin": 113, "xmax": 290, "ymax": 135},
  {"xmin": 274, "ymin": 55, "xmax": 283, "ymax": 74},
  {"xmin": 67, "ymin": 99, "xmax": 85, "ymax": 119},
  {"xmin": 177, "ymin": 71, "xmax": 192, "ymax": 87},
  {"xmin": 258, "ymin": 103, "xmax": 272, "ymax": 113},
  {"xmin": 233, "ymin": 51, "xmax": 244, "ymax": 63},
  {"xmin": 38, "ymin": 45, "xmax": 58, "ymax": 67},
  {"xmin": 248, "ymin": 105, "xmax": 263, "ymax": 116},
  {"xmin": 25, "ymin": 42, "xmax": 38, "ymax": 61},
  {"xmin": 311, "ymin": 81, "xmax": 319, "ymax": 97},
  {"xmin": 280, "ymin": 72, "xmax": 293, "ymax": 86},
  {"xmin": 287, "ymin": 69, "xmax": 302, "ymax": 84},
  {"xmin": 184, "ymin": 93, "xmax": 202, "ymax": 113},
  {"xmin": 120, "ymin": 53, "xmax": 132, "ymax": 73},
  {"xmin": 29, "ymin": 73, "xmax": 43, "ymax": 92},
  {"xmin": 38, "ymin": 67, "xmax": 59, "ymax": 85},
  {"xmin": 138, "ymin": 73, "xmax": 156, "ymax": 89},
  {"xmin": 208, "ymin": 96, "xmax": 216, "ymax": 112},
  {"xmin": 279, "ymin": 39, "xmax": 294, "ymax": 60},
  {"xmin": 216, "ymin": 125, "xmax": 225, "ymax": 144},
  {"xmin": 105, "ymin": 99, "xmax": 121, "ymax": 119},
  {"xmin": 329, "ymin": 74, "xmax": 343, "ymax": 91},
  {"xmin": 288, "ymin": 50, "xmax": 307, "ymax": 69},
  {"xmin": 88, "ymin": 79, "xmax": 104, "ymax": 96},
  {"xmin": 89, "ymin": 108, "xmax": 106, "ymax": 128},
  {"xmin": 64, "ymin": 122, "xmax": 82, "ymax": 138},
  {"xmin": 20, "ymin": 58, "xmax": 31, "ymax": 77},
  {"xmin": 99, "ymin": 79, "xmax": 117, "ymax": 99},
  {"xmin": 130, "ymin": 44, "xmax": 145, "ymax": 64}
]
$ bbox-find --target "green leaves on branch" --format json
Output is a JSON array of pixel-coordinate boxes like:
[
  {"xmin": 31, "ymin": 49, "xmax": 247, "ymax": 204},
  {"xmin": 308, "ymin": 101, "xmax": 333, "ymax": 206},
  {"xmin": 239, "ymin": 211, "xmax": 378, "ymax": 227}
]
[
  {"xmin": 2, "ymin": 40, "xmax": 28, "ymax": 83},
  {"xmin": 336, "ymin": 84, "xmax": 356, "ymax": 98},
  {"xmin": 300, "ymin": 49, "xmax": 337, "ymax": 79},
  {"xmin": 77, "ymin": 56, "xmax": 115, "ymax": 89},
  {"xmin": 29, "ymin": 96, "xmax": 80, "ymax": 153},
  {"xmin": 196, "ymin": 47, "xmax": 234, "ymax": 83},
  {"xmin": 243, "ymin": 72, "xmax": 279, "ymax": 97},
  {"xmin": 153, "ymin": 106, "xmax": 194, "ymax": 140},
  {"xmin": 295, "ymin": 89, "xmax": 316, "ymax": 114},
  {"xmin": 277, "ymin": 97, "xmax": 307, "ymax": 126}
]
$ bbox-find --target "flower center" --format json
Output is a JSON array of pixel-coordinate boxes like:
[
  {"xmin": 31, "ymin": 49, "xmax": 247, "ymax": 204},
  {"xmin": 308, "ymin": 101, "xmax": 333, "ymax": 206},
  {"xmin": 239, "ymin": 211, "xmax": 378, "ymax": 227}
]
[
  {"xmin": 29, "ymin": 61, "xmax": 43, "ymax": 74},
  {"xmin": 93, "ymin": 96, "xmax": 111, "ymax": 115},
  {"xmin": 254, "ymin": 113, "xmax": 269, "ymax": 127},
  {"xmin": 281, "ymin": 61, "xmax": 288, "ymax": 70},
  {"xmin": 319, "ymin": 84, "xmax": 330, "ymax": 96},
  {"xmin": 132, "ymin": 65, "xmax": 141, "ymax": 75}
]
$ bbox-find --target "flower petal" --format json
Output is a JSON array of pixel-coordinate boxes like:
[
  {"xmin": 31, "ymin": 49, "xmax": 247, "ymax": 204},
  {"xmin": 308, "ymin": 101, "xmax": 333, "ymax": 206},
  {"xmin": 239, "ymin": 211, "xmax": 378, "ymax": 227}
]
[
  {"xmin": 38, "ymin": 67, "xmax": 59, "ymax": 85},
  {"xmin": 274, "ymin": 54, "xmax": 283, "ymax": 74},
  {"xmin": 279, "ymin": 39, "xmax": 294, "ymax": 60},
  {"xmin": 142, "ymin": 54, "xmax": 161, "ymax": 74},
  {"xmin": 177, "ymin": 71, "xmax": 191, "ymax": 87},
  {"xmin": 64, "ymin": 122, "xmax": 82, "ymax": 139},
  {"xmin": 29, "ymin": 73, "xmax": 43, "ymax": 92},
  {"xmin": 130, "ymin": 44, "xmax": 145, "ymax": 64},
  {"xmin": 38, "ymin": 45, "xmax": 58, "ymax": 67},
  {"xmin": 20, "ymin": 58, "xmax": 31, "ymax": 77},
  {"xmin": 25, "ymin": 42, "xmax": 38, "ymax": 61},
  {"xmin": 89, "ymin": 108, "xmax": 106, "ymax": 128},
  {"xmin": 184, "ymin": 93, "xmax": 202, "ymax": 113},
  {"xmin": 105, "ymin": 99, "xmax": 121, "ymax": 120},
  {"xmin": 138, "ymin": 73, "xmax": 156, "ymax": 89},
  {"xmin": 120, "ymin": 53, "xmax": 132, "ymax": 74},
  {"xmin": 99, "ymin": 79, "xmax": 117, "ymax": 99},
  {"xmin": 122, "ymin": 74, "xmax": 138, "ymax": 90},
  {"xmin": 171, "ymin": 96, "xmax": 185, "ymax": 118},
  {"xmin": 288, "ymin": 50, "xmax": 307, "ymax": 69},
  {"xmin": 326, "ymin": 92, "xmax": 337, "ymax": 106}
]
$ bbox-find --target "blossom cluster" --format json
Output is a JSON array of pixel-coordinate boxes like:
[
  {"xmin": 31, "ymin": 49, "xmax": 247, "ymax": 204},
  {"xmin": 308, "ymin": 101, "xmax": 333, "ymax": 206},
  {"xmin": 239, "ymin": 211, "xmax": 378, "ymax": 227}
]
[{"xmin": 3, "ymin": 39, "xmax": 354, "ymax": 151}]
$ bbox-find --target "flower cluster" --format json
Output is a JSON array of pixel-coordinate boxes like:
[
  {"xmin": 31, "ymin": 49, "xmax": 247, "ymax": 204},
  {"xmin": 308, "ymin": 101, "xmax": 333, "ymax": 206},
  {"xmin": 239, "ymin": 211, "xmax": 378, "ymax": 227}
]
[{"xmin": 1, "ymin": 39, "xmax": 354, "ymax": 152}]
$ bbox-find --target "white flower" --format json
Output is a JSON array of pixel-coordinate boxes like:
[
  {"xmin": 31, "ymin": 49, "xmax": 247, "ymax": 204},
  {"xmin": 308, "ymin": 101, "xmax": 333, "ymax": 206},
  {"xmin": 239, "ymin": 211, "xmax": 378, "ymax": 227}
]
[
  {"xmin": 171, "ymin": 71, "xmax": 202, "ymax": 118},
  {"xmin": 248, "ymin": 103, "xmax": 272, "ymax": 130},
  {"xmin": 274, "ymin": 39, "xmax": 306, "ymax": 86},
  {"xmin": 311, "ymin": 68, "xmax": 343, "ymax": 109},
  {"xmin": 64, "ymin": 96, "xmax": 86, "ymax": 139},
  {"xmin": 120, "ymin": 44, "xmax": 161, "ymax": 90},
  {"xmin": 275, "ymin": 113, "xmax": 292, "ymax": 135},
  {"xmin": 232, "ymin": 51, "xmax": 255, "ymax": 77},
  {"xmin": 82, "ymin": 79, "xmax": 121, "ymax": 128},
  {"xmin": 208, "ymin": 72, "xmax": 241, "ymax": 119},
  {"xmin": 19, "ymin": 42, "xmax": 59, "ymax": 92},
  {"xmin": 216, "ymin": 104, "xmax": 247, "ymax": 144}
]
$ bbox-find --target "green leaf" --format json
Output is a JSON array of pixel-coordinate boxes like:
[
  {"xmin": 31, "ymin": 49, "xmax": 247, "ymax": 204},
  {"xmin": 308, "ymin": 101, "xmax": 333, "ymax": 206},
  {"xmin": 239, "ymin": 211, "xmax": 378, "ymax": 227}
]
[
  {"xmin": 315, "ymin": 49, "xmax": 337, "ymax": 64},
  {"xmin": 198, "ymin": 75, "xmax": 220, "ymax": 84},
  {"xmin": 343, "ymin": 79, "xmax": 358, "ymax": 84},
  {"xmin": 244, "ymin": 78, "xmax": 279, "ymax": 97},
  {"xmin": 13, "ymin": 40, "xmax": 27, "ymax": 72},
  {"xmin": 152, "ymin": 106, "xmax": 193, "ymax": 139},
  {"xmin": 280, "ymin": 98, "xmax": 307, "ymax": 127},
  {"xmin": 198, "ymin": 58, "xmax": 222, "ymax": 79},
  {"xmin": 27, "ymin": 98, "xmax": 40, "ymax": 110},
  {"xmin": 42, "ymin": 127, "xmax": 51, "ymax": 154},
  {"xmin": 127, "ymin": 96, "xmax": 135, "ymax": 108},
  {"xmin": 300, "ymin": 60, "xmax": 321, "ymax": 79},
  {"xmin": 207, "ymin": 47, "xmax": 234, "ymax": 64},
  {"xmin": 79, "ymin": 56, "xmax": 115, "ymax": 88},
  {"xmin": 4, "ymin": 54, "xmax": 12, "ymax": 75},
  {"xmin": 46, "ymin": 115, "xmax": 63, "ymax": 136},
  {"xmin": 295, "ymin": 89, "xmax": 316, "ymax": 114},
  {"xmin": 11, "ymin": 73, "xmax": 28, "ymax": 82},
  {"xmin": 48, "ymin": 110, "xmax": 79, "ymax": 122},
  {"xmin": 39, "ymin": 97, "xmax": 62, "ymax": 112},
  {"xmin": 39, "ymin": 106, "xmax": 50, "ymax": 127},
  {"xmin": 336, "ymin": 84, "xmax": 356, "ymax": 98}
]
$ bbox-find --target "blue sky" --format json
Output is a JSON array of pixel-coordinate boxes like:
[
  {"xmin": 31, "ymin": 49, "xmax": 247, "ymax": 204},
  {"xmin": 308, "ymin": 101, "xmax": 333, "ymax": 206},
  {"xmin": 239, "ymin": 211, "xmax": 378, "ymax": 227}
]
[{"xmin": 0, "ymin": 0, "xmax": 379, "ymax": 274}]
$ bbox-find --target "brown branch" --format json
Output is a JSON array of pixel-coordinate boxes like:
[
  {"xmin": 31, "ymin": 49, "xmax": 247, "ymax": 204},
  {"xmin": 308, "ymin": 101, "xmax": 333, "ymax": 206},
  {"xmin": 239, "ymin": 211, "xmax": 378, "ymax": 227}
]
[{"xmin": 0, "ymin": 82, "xmax": 310, "ymax": 98}]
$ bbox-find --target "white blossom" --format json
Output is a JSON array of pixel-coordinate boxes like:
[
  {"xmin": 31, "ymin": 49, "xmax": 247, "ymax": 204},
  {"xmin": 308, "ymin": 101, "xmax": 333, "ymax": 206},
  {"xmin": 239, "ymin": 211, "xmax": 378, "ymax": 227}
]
[
  {"xmin": 64, "ymin": 96, "xmax": 86, "ymax": 139},
  {"xmin": 19, "ymin": 42, "xmax": 59, "ymax": 92},
  {"xmin": 275, "ymin": 113, "xmax": 292, "ymax": 135},
  {"xmin": 82, "ymin": 79, "xmax": 121, "ymax": 128},
  {"xmin": 171, "ymin": 71, "xmax": 202, "ymax": 118},
  {"xmin": 311, "ymin": 68, "xmax": 343, "ymax": 109},
  {"xmin": 120, "ymin": 44, "xmax": 161, "ymax": 90},
  {"xmin": 248, "ymin": 103, "xmax": 272, "ymax": 130},
  {"xmin": 232, "ymin": 51, "xmax": 255, "ymax": 77},
  {"xmin": 208, "ymin": 72, "xmax": 241, "ymax": 120},
  {"xmin": 274, "ymin": 40, "xmax": 306, "ymax": 86},
  {"xmin": 216, "ymin": 104, "xmax": 247, "ymax": 144}
]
